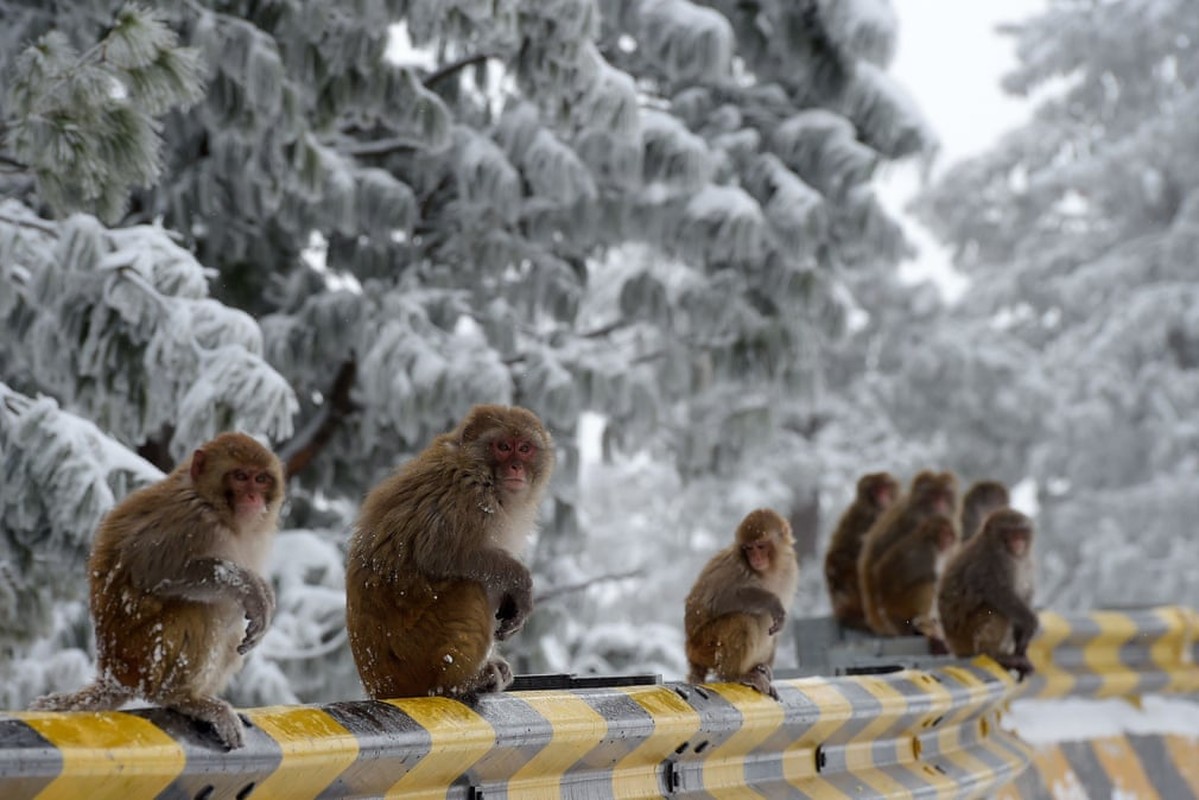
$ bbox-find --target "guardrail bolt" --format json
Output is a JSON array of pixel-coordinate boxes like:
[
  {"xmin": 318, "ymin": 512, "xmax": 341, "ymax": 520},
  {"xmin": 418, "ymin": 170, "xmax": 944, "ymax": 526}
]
[{"xmin": 815, "ymin": 746, "xmax": 827, "ymax": 773}]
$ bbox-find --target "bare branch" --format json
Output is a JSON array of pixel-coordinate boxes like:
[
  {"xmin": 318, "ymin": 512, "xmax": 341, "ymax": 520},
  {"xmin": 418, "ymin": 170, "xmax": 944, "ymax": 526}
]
[
  {"xmin": 280, "ymin": 358, "xmax": 359, "ymax": 479},
  {"xmin": 534, "ymin": 568, "xmax": 645, "ymax": 604}
]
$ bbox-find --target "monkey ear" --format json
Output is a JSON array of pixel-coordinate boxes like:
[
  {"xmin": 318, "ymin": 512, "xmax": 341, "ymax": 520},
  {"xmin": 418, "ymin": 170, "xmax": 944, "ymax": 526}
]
[{"xmin": 190, "ymin": 448, "xmax": 207, "ymax": 482}]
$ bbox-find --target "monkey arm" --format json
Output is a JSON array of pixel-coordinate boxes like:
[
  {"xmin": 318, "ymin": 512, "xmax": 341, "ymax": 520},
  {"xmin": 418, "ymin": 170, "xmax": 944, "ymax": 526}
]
[
  {"xmin": 985, "ymin": 587, "xmax": 1039, "ymax": 655},
  {"xmin": 415, "ymin": 541, "xmax": 533, "ymax": 640},
  {"xmin": 709, "ymin": 586, "xmax": 787, "ymax": 635},
  {"xmin": 150, "ymin": 557, "xmax": 277, "ymax": 654}
]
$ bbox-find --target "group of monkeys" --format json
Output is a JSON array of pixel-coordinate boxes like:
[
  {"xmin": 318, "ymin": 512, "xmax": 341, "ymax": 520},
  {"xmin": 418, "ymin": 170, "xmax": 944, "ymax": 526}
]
[
  {"xmin": 27, "ymin": 404, "xmax": 1038, "ymax": 751},
  {"xmin": 823, "ymin": 470, "xmax": 1039, "ymax": 675}
]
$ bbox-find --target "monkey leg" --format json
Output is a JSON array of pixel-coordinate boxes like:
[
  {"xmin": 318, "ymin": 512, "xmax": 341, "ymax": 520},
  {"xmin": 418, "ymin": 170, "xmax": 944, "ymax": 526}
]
[
  {"xmin": 350, "ymin": 579, "xmax": 495, "ymax": 699},
  {"xmin": 166, "ymin": 694, "xmax": 245, "ymax": 750},
  {"xmin": 689, "ymin": 613, "xmax": 774, "ymax": 684},
  {"xmin": 877, "ymin": 582, "xmax": 936, "ymax": 637},
  {"xmin": 687, "ymin": 663, "xmax": 708, "ymax": 684},
  {"xmin": 740, "ymin": 663, "xmax": 779, "ymax": 699},
  {"xmin": 29, "ymin": 676, "xmax": 133, "ymax": 712}
]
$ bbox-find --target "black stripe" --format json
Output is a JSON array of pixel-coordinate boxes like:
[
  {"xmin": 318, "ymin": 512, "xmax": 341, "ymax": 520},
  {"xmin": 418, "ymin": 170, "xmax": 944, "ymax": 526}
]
[
  {"xmin": 1125, "ymin": 734, "xmax": 1194, "ymax": 800},
  {"xmin": 465, "ymin": 693, "xmax": 557, "ymax": 800},
  {"xmin": 1057, "ymin": 740, "xmax": 1115, "ymax": 798},
  {"xmin": 0, "ymin": 717, "xmax": 61, "ymax": 800},
  {"xmin": 318, "ymin": 700, "xmax": 434, "ymax": 799},
  {"xmin": 132, "ymin": 707, "xmax": 282, "ymax": 800}
]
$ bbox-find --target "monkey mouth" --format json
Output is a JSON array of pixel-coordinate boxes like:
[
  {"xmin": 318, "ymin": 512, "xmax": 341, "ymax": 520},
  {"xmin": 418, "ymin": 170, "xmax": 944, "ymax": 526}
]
[{"xmin": 501, "ymin": 478, "xmax": 527, "ymax": 491}]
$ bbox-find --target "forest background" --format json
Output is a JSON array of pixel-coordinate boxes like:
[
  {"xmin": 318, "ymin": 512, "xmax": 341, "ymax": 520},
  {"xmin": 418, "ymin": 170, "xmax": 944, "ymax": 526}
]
[{"xmin": 2, "ymin": 0, "xmax": 1196, "ymax": 706}]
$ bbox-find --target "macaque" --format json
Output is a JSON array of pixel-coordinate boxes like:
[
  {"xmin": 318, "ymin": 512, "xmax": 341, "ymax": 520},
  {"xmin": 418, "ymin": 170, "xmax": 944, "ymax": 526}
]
[
  {"xmin": 858, "ymin": 470, "xmax": 958, "ymax": 634},
  {"xmin": 31, "ymin": 433, "xmax": 283, "ymax": 749},
  {"xmin": 937, "ymin": 508, "xmax": 1038, "ymax": 679},
  {"xmin": 346, "ymin": 404, "xmax": 554, "ymax": 700},
  {"xmin": 868, "ymin": 513, "xmax": 959, "ymax": 637},
  {"xmin": 823, "ymin": 472, "xmax": 899, "ymax": 630},
  {"xmin": 685, "ymin": 509, "xmax": 800, "ymax": 698},
  {"xmin": 959, "ymin": 480, "xmax": 1010, "ymax": 541}
]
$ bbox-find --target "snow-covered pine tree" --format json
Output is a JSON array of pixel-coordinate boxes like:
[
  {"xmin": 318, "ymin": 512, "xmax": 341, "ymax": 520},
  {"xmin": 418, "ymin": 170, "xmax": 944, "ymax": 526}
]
[
  {"xmin": 910, "ymin": 0, "xmax": 1199, "ymax": 609},
  {"xmin": 2, "ymin": 0, "xmax": 932, "ymax": 699}
]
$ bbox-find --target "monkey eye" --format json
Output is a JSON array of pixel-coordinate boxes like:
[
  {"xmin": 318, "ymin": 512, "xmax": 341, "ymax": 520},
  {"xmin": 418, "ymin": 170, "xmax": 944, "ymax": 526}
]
[
  {"xmin": 233, "ymin": 469, "xmax": 249, "ymax": 481},
  {"xmin": 496, "ymin": 441, "xmax": 511, "ymax": 452},
  {"xmin": 254, "ymin": 472, "xmax": 271, "ymax": 484},
  {"xmin": 518, "ymin": 443, "xmax": 532, "ymax": 455}
]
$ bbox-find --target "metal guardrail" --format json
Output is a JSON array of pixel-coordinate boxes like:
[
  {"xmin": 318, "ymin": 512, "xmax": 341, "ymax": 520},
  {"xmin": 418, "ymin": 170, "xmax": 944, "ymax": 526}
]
[
  {"xmin": 1021, "ymin": 605, "xmax": 1199, "ymax": 699},
  {"xmin": 2, "ymin": 606, "xmax": 1196, "ymax": 799},
  {"xmin": 0, "ymin": 661, "xmax": 1027, "ymax": 799},
  {"xmin": 997, "ymin": 733, "xmax": 1199, "ymax": 800}
]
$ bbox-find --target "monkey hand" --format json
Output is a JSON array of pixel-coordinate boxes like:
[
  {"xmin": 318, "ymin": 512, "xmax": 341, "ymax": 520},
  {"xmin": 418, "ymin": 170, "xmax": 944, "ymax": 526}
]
[
  {"xmin": 767, "ymin": 602, "xmax": 787, "ymax": 636},
  {"xmin": 494, "ymin": 576, "xmax": 533, "ymax": 641},
  {"xmin": 238, "ymin": 572, "xmax": 276, "ymax": 655}
]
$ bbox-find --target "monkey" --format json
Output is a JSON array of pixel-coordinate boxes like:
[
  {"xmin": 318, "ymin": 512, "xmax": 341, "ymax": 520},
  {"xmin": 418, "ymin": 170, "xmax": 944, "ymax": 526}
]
[
  {"xmin": 31, "ymin": 432, "xmax": 283, "ymax": 749},
  {"xmin": 345, "ymin": 404, "xmax": 555, "ymax": 701},
  {"xmin": 685, "ymin": 509, "xmax": 800, "ymax": 698},
  {"xmin": 868, "ymin": 513, "xmax": 959, "ymax": 638},
  {"xmin": 858, "ymin": 470, "xmax": 958, "ymax": 634},
  {"xmin": 937, "ymin": 508, "xmax": 1038, "ymax": 679},
  {"xmin": 959, "ymin": 479, "xmax": 1010, "ymax": 541},
  {"xmin": 823, "ymin": 471, "xmax": 899, "ymax": 630}
]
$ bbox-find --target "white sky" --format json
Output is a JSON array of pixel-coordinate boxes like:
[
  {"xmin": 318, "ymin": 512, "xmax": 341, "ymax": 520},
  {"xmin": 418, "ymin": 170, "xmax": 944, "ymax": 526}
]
[{"xmin": 880, "ymin": 1, "xmax": 1049, "ymax": 298}]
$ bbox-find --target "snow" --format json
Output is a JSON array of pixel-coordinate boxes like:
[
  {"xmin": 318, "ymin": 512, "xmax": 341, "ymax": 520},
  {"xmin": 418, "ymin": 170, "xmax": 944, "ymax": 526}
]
[{"xmin": 1006, "ymin": 695, "xmax": 1199, "ymax": 745}]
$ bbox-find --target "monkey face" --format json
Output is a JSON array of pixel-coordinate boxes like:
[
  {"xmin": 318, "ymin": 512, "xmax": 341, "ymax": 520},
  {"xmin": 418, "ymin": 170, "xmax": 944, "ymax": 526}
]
[
  {"xmin": 490, "ymin": 436, "xmax": 540, "ymax": 493},
  {"xmin": 742, "ymin": 540, "xmax": 773, "ymax": 573},
  {"xmin": 1005, "ymin": 529, "xmax": 1031, "ymax": 557},
  {"xmin": 226, "ymin": 467, "xmax": 277, "ymax": 519}
]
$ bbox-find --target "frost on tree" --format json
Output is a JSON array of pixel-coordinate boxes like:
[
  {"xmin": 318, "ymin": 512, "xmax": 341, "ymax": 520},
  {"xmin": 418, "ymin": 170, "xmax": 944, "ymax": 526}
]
[
  {"xmin": 908, "ymin": 0, "xmax": 1199, "ymax": 610},
  {"xmin": 2, "ymin": 0, "xmax": 937, "ymax": 699}
]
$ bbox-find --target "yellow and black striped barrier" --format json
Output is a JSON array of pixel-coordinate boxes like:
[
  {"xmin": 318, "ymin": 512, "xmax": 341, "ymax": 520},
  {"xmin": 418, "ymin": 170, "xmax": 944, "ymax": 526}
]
[
  {"xmin": 997, "ymin": 733, "xmax": 1199, "ymax": 799},
  {"xmin": 1023, "ymin": 605, "xmax": 1199, "ymax": 700},
  {"xmin": 0, "ymin": 660, "xmax": 1027, "ymax": 799}
]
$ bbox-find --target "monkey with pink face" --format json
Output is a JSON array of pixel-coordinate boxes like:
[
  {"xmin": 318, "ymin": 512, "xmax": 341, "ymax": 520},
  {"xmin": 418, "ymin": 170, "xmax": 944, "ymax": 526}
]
[
  {"xmin": 346, "ymin": 404, "xmax": 555, "ymax": 700},
  {"xmin": 32, "ymin": 432, "xmax": 284, "ymax": 749}
]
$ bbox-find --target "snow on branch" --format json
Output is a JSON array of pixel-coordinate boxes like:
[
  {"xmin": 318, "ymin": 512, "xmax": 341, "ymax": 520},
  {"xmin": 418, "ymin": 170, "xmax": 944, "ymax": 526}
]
[
  {"xmin": 0, "ymin": 201, "xmax": 297, "ymax": 456},
  {"xmin": 816, "ymin": 0, "xmax": 899, "ymax": 68},
  {"xmin": 636, "ymin": 0, "xmax": 733, "ymax": 84},
  {"xmin": 771, "ymin": 109, "xmax": 878, "ymax": 200}
]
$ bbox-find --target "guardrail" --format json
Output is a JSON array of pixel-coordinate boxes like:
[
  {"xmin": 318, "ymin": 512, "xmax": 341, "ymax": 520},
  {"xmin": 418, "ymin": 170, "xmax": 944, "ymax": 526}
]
[
  {"xmin": 1022, "ymin": 605, "xmax": 1199, "ymax": 699},
  {"xmin": 0, "ymin": 660, "xmax": 1026, "ymax": 799},
  {"xmin": 2, "ymin": 605, "xmax": 1195, "ymax": 799}
]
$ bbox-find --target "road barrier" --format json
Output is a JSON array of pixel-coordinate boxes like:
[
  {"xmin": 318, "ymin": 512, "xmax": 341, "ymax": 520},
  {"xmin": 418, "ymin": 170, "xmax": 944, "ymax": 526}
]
[
  {"xmin": 1, "ymin": 605, "xmax": 1195, "ymax": 798},
  {"xmin": 1022, "ymin": 605, "xmax": 1199, "ymax": 699},
  {"xmin": 0, "ymin": 660, "xmax": 1026, "ymax": 799}
]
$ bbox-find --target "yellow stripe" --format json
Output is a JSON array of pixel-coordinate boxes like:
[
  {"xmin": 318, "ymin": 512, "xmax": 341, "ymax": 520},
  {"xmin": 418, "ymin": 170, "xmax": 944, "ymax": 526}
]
[
  {"xmin": 1084, "ymin": 612, "xmax": 1140, "ymax": 697},
  {"xmin": 1027, "ymin": 744, "xmax": 1082, "ymax": 797},
  {"xmin": 382, "ymin": 697, "xmax": 495, "ymax": 799},
  {"xmin": 1027, "ymin": 611, "xmax": 1076, "ymax": 698},
  {"xmin": 243, "ymin": 706, "xmax": 359, "ymax": 800},
  {"xmin": 839, "ymin": 677, "xmax": 914, "ymax": 798},
  {"xmin": 781, "ymin": 678, "xmax": 852, "ymax": 790},
  {"xmin": 1150, "ymin": 607, "xmax": 1199, "ymax": 694},
  {"xmin": 506, "ymin": 692, "xmax": 608, "ymax": 798},
  {"xmin": 1089, "ymin": 736, "xmax": 1160, "ymax": 799},
  {"xmin": 703, "ymin": 683, "xmax": 785, "ymax": 799},
  {"xmin": 930, "ymin": 714, "xmax": 995, "ymax": 793},
  {"xmin": 612, "ymin": 685, "xmax": 701, "ymax": 799},
  {"xmin": 17, "ymin": 711, "xmax": 185, "ymax": 800},
  {"xmin": 1163, "ymin": 734, "xmax": 1199, "ymax": 795}
]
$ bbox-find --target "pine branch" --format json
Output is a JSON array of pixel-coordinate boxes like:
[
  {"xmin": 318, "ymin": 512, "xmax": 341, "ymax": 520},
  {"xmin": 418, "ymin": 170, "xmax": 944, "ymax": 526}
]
[
  {"xmin": 0, "ymin": 153, "xmax": 29, "ymax": 171},
  {"xmin": 534, "ymin": 568, "xmax": 645, "ymax": 604},
  {"xmin": 0, "ymin": 210, "xmax": 57, "ymax": 235},
  {"xmin": 279, "ymin": 358, "xmax": 359, "ymax": 479},
  {"xmin": 424, "ymin": 53, "xmax": 497, "ymax": 88}
]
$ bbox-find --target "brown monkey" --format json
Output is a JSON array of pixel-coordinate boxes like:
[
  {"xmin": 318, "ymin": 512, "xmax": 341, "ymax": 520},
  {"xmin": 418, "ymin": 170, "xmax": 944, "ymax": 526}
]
[
  {"xmin": 937, "ymin": 508, "xmax": 1038, "ymax": 679},
  {"xmin": 869, "ymin": 513, "xmax": 959, "ymax": 637},
  {"xmin": 959, "ymin": 480, "xmax": 1009, "ymax": 541},
  {"xmin": 31, "ymin": 433, "xmax": 283, "ymax": 749},
  {"xmin": 685, "ymin": 509, "xmax": 800, "ymax": 698},
  {"xmin": 346, "ymin": 404, "xmax": 554, "ymax": 700},
  {"xmin": 858, "ymin": 470, "xmax": 958, "ymax": 634},
  {"xmin": 824, "ymin": 472, "xmax": 898, "ymax": 630}
]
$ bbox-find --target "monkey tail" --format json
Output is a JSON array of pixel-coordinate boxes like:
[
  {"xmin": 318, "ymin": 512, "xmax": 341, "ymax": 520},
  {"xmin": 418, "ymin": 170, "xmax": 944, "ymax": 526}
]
[{"xmin": 29, "ymin": 677, "xmax": 132, "ymax": 712}]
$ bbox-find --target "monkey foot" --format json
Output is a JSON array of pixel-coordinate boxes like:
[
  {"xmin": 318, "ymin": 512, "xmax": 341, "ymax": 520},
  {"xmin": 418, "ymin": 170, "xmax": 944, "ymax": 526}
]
[
  {"xmin": 739, "ymin": 664, "xmax": 778, "ymax": 699},
  {"xmin": 170, "ymin": 697, "xmax": 245, "ymax": 750},
  {"xmin": 995, "ymin": 654, "xmax": 1035, "ymax": 681}
]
